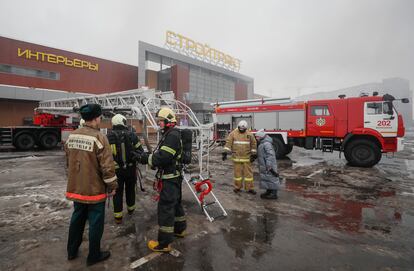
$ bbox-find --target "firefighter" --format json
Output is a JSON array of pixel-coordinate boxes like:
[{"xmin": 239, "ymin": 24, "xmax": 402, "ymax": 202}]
[
  {"xmin": 255, "ymin": 129, "xmax": 280, "ymax": 199},
  {"xmin": 65, "ymin": 104, "xmax": 118, "ymax": 266},
  {"xmin": 222, "ymin": 120, "xmax": 257, "ymax": 194},
  {"xmin": 107, "ymin": 114, "xmax": 144, "ymax": 224},
  {"xmin": 137, "ymin": 107, "xmax": 186, "ymax": 252}
]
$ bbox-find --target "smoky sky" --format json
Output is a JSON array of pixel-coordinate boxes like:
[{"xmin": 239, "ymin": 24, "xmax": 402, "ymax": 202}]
[{"xmin": 0, "ymin": 0, "xmax": 413, "ymax": 98}]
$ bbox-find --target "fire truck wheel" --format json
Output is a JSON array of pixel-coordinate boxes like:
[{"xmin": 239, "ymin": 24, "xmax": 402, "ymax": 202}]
[
  {"xmin": 344, "ymin": 139, "xmax": 382, "ymax": 167},
  {"xmin": 285, "ymin": 144, "xmax": 293, "ymax": 155},
  {"xmin": 15, "ymin": 133, "xmax": 35, "ymax": 150},
  {"xmin": 40, "ymin": 133, "xmax": 58, "ymax": 149},
  {"xmin": 272, "ymin": 137, "xmax": 287, "ymax": 159}
]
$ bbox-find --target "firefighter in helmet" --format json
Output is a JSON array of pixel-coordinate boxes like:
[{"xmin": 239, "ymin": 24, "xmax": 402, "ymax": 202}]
[
  {"xmin": 222, "ymin": 120, "xmax": 257, "ymax": 194},
  {"xmin": 137, "ymin": 107, "xmax": 186, "ymax": 252},
  {"xmin": 107, "ymin": 114, "xmax": 144, "ymax": 224}
]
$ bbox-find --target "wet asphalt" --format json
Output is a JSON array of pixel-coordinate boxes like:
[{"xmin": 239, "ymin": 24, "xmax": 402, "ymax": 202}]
[{"xmin": 0, "ymin": 131, "xmax": 413, "ymax": 270}]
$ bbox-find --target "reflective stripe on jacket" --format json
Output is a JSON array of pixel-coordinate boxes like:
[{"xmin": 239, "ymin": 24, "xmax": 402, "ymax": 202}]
[
  {"xmin": 224, "ymin": 128, "xmax": 257, "ymax": 160},
  {"xmin": 65, "ymin": 125, "xmax": 118, "ymax": 204},
  {"xmin": 148, "ymin": 128, "xmax": 182, "ymax": 180}
]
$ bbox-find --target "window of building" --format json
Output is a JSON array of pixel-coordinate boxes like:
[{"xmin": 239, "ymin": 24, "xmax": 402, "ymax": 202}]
[
  {"xmin": 0, "ymin": 64, "xmax": 60, "ymax": 80},
  {"xmin": 311, "ymin": 105, "xmax": 330, "ymax": 116}
]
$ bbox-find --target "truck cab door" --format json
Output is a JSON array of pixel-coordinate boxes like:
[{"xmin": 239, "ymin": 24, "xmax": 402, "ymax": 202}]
[
  {"xmin": 307, "ymin": 104, "xmax": 335, "ymax": 137},
  {"xmin": 364, "ymin": 101, "xmax": 397, "ymax": 137}
]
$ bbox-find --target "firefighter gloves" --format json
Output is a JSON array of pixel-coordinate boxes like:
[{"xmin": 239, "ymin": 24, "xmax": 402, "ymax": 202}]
[
  {"xmin": 137, "ymin": 152, "xmax": 149, "ymax": 164},
  {"xmin": 222, "ymin": 152, "xmax": 227, "ymax": 161},
  {"xmin": 250, "ymin": 154, "xmax": 257, "ymax": 162},
  {"xmin": 131, "ymin": 150, "xmax": 144, "ymax": 163}
]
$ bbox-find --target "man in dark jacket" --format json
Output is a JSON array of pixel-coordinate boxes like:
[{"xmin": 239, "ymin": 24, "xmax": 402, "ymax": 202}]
[
  {"xmin": 255, "ymin": 129, "xmax": 280, "ymax": 199},
  {"xmin": 138, "ymin": 107, "xmax": 186, "ymax": 252},
  {"xmin": 107, "ymin": 114, "xmax": 144, "ymax": 224},
  {"xmin": 65, "ymin": 104, "xmax": 118, "ymax": 266}
]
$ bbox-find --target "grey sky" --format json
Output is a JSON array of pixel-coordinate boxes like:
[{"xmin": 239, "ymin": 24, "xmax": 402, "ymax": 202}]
[{"xmin": 1, "ymin": 0, "xmax": 413, "ymax": 98}]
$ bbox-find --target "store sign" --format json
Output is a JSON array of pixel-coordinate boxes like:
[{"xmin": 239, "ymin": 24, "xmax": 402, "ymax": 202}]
[
  {"xmin": 17, "ymin": 48, "xmax": 99, "ymax": 71},
  {"xmin": 165, "ymin": 30, "xmax": 241, "ymax": 72}
]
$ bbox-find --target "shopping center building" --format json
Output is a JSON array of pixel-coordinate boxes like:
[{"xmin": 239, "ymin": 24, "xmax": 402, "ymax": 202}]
[{"xmin": 0, "ymin": 32, "xmax": 254, "ymax": 126}]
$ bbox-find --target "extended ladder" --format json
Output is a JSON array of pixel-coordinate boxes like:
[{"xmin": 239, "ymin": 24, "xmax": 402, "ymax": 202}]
[{"xmin": 36, "ymin": 88, "xmax": 227, "ymax": 222}]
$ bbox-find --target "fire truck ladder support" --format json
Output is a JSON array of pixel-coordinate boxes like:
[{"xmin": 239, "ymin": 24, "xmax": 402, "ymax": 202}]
[{"xmin": 36, "ymin": 88, "xmax": 227, "ymax": 222}]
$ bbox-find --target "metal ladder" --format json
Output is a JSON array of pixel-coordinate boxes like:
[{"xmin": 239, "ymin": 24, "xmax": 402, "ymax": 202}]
[
  {"xmin": 0, "ymin": 128, "xmax": 13, "ymax": 145},
  {"xmin": 183, "ymin": 172, "xmax": 228, "ymax": 222},
  {"xmin": 321, "ymin": 138, "xmax": 334, "ymax": 152},
  {"xmin": 36, "ymin": 88, "xmax": 227, "ymax": 222}
]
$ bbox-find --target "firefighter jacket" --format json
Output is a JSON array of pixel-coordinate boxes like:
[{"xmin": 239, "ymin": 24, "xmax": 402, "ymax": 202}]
[
  {"xmin": 65, "ymin": 124, "xmax": 118, "ymax": 204},
  {"xmin": 257, "ymin": 135, "xmax": 280, "ymax": 190},
  {"xmin": 224, "ymin": 128, "xmax": 257, "ymax": 162},
  {"xmin": 107, "ymin": 125, "xmax": 144, "ymax": 171},
  {"xmin": 148, "ymin": 128, "xmax": 182, "ymax": 180}
]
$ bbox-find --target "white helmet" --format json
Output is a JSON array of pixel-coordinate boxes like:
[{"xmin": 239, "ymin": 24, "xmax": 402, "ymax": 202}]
[
  {"xmin": 112, "ymin": 114, "xmax": 127, "ymax": 127},
  {"xmin": 238, "ymin": 120, "xmax": 248, "ymax": 130},
  {"xmin": 79, "ymin": 119, "xmax": 85, "ymax": 128}
]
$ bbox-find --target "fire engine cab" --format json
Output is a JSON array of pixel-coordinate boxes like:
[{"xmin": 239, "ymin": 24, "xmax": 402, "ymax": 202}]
[{"xmin": 213, "ymin": 93, "xmax": 409, "ymax": 167}]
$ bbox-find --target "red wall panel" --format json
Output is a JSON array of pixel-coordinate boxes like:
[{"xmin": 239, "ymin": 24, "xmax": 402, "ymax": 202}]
[
  {"xmin": 0, "ymin": 99, "xmax": 38, "ymax": 126},
  {"xmin": 146, "ymin": 70, "xmax": 158, "ymax": 89},
  {"xmin": 171, "ymin": 64, "xmax": 189, "ymax": 102},
  {"xmin": 0, "ymin": 36, "xmax": 138, "ymax": 94},
  {"xmin": 235, "ymin": 81, "xmax": 248, "ymax": 100}
]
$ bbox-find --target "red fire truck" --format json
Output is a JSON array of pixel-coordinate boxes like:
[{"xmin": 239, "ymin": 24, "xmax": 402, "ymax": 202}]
[
  {"xmin": 213, "ymin": 93, "xmax": 409, "ymax": 167},
  {"xmin": 0, "ymin": 113, "xmax": 76, "ymax": 150}
]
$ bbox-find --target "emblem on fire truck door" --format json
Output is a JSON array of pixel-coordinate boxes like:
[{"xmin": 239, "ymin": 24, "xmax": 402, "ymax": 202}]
[{"xmin": 316, "ymin": 118, "xmax": 326, "ymax": 127}]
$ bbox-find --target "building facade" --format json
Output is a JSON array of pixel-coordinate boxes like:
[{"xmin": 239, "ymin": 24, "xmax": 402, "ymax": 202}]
[
  {"xmin": 138, "ymin": 41, "xmax": 254, "ymax": 123},
  {"xmin": 0, "ymin": 36, "xmax": 254, "ymax": 126},
  {"xmin": 0, "ymin": 36, "xmax": 139, "ymax": 126}
]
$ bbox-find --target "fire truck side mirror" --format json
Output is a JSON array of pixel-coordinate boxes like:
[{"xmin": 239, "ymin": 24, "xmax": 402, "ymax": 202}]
[{"xmin": 401, "ymin": 98, "xmax": 409, "ymax": 103}]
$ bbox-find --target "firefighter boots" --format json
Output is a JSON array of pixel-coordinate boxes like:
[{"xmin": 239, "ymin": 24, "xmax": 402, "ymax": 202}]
[
  {"xmin": 148, "ymin": 240, "xmax": 172, "ymax": 252},
  {"xmin": 247, "ymin": 190, "xmax": 257, "ymax": 195},
  {"xmin": 260, "ymin": 190, "xmax": 271, "ymax": 198},
  {"xmin": 174, "ymin": 230, "xmax": 186, "ymax": 238},
  {"xmin": 86, "ymin": 251, "xmax": 111, "ymax": 266},
  {"xmin": 114, "ymin": 217, "xmax": 122, "ymax": 224}
]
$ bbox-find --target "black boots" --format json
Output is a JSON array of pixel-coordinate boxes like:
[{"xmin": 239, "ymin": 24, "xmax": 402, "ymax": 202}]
[
  {"xmin": 261, "ymin": 190, "xmax": 278, "ymax": 199},
  {"xmin": 87, "ymin": 251, "xmax": 111, "ymax": 266},
  {"xmin": 260, "ymin": 190, "xmax": 271, "ymax": 198},
  {"xmin": 247, "ymin": 190, "xmax": 257, "ymax": 195}
]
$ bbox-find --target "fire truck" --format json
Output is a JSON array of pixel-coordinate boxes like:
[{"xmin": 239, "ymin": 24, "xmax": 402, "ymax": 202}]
[
  {"xmin": 213, "ymin": 93, "xmax": 409, "ymax": 167},
  {"xmin": 0, "ymin": 113, "xmax": 76, "ymax": 150}
]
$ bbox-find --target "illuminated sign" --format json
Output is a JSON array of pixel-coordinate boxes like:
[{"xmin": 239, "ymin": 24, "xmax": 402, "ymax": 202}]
[
  {"xmin": 165, "ymin": 31, "xmax": 241, "ymax": 72},
  {"xmin": 17, "ymin": 48, "xmax": 99, "ymax": 72}
]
